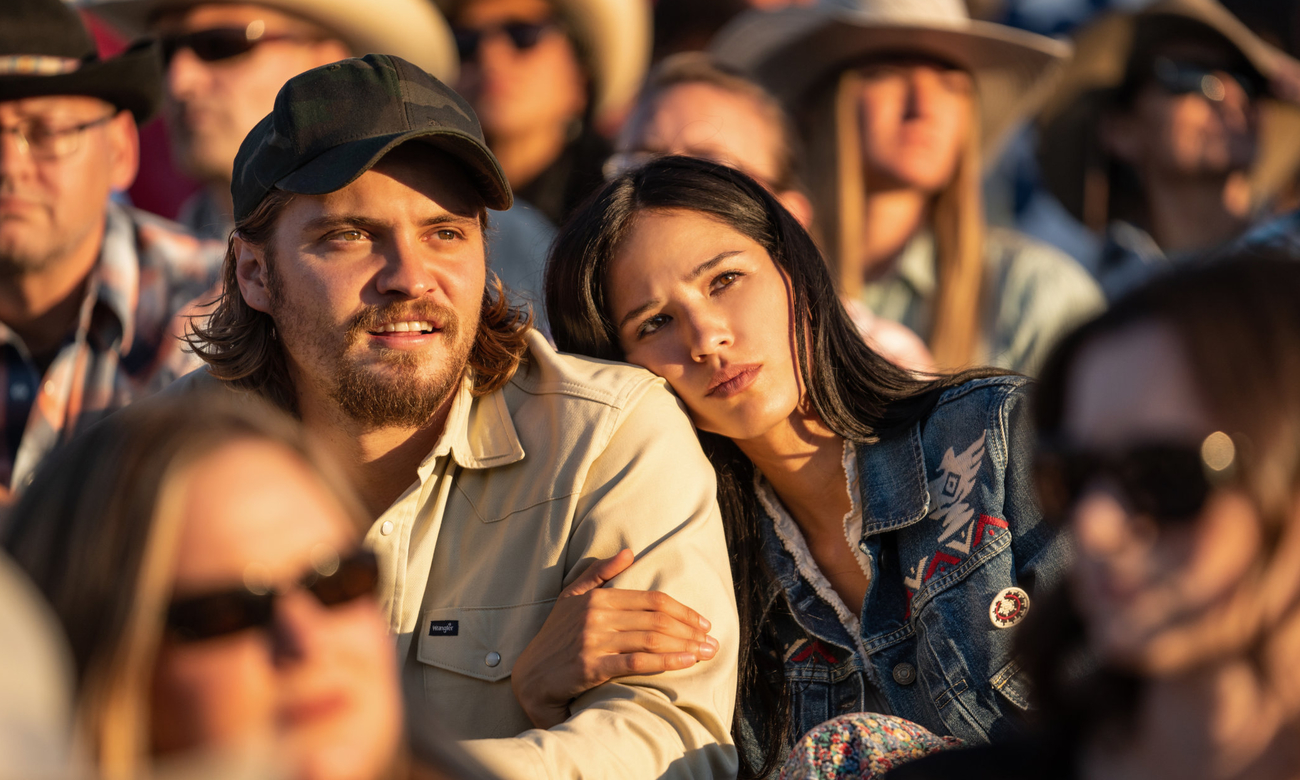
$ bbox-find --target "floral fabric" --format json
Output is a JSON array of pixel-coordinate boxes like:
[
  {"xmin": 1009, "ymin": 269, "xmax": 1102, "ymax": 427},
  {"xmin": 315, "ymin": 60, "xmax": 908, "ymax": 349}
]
[{"xmin": 778, "ymin": 714, "xmax": 963, "ymax": 780}]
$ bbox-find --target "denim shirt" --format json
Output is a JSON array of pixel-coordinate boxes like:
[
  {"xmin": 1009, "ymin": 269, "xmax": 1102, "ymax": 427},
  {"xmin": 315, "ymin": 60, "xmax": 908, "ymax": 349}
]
[{"xmin": 746, "ymin": 376, "xmax": 1070, "ymax": 766}]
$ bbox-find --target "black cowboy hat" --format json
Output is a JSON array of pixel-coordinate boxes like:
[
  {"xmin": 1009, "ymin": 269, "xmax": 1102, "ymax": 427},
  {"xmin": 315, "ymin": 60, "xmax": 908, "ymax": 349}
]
[{"xmin": 0, "ymin": 0, "xmax": 161, "ymax": 121}]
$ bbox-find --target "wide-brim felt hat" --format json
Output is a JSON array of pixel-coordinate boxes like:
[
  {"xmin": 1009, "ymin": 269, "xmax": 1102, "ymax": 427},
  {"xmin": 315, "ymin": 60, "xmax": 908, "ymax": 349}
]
[
  {"xmin": 1, "ymin": 0, "xmax": 162, "ymax": 120},
  {"xmin": 710, "ymin": 0, "xmax": 1072, "ymax": 159},
  {"xmin": 81, "ymin": 0, "xmax": 460, "ymax": 84},
  {"xmin": 1036, "ymin": 0, "xmax": 1300, "ymax": 229},
  {"xmin": 436, "ymin": 0, "xmax": 651, "ymax": 125}
]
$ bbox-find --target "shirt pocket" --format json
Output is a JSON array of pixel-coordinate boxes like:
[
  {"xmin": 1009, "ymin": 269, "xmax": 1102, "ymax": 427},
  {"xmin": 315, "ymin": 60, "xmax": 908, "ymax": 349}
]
[
  {"xmin": 989, "ymin": 657, "xmax": 1031, "ymax": 711},
  {"xmin": 416, "ymin": 598, "xmax": 557, "ymax": 682}
]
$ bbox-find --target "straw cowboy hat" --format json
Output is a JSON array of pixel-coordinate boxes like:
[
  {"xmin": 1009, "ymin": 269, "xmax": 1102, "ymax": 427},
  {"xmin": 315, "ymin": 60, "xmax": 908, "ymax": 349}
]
[
  {"xmin": 1036, "ymin": 0, "xmax": 1300, "ymax": 231},
  {"xmin": 82, "ymin": 0, "xmax": 460, "ymax": 84},
  {"xmin": 710, "ymin": 0, "xmax": 1071, "ymax": 158},
  {"xmin": 1, "ymin": 0, "xmax": 162, "ymax": 120},
  {"xmin": 435, "ymin": 0, "xmax": 651, "ymax": 125}
]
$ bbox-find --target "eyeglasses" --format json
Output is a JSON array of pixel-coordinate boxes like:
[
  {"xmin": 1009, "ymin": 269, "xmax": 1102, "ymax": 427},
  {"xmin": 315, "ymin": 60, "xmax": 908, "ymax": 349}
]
[
  {"xmin": 1034, "ymin": 431, "xmax": 1238, "ymax": 525},
  {"xmin": 159, "ymin": 24, "xmax": 315, "ymax": 67},
  {"xmin": 453, "ymin": 20, "xmax": 554, "ymax": 61},
  {"xmin": 0, "ymin": 112, "xmax": 118, "ymax": 161},
  {"xmin": 165, "ymin": 548, "xmax": 379, "ymax": 643},
  {"xmin": 1151, "ymin": 57, "xmax": 1263, "ymax": 102}
]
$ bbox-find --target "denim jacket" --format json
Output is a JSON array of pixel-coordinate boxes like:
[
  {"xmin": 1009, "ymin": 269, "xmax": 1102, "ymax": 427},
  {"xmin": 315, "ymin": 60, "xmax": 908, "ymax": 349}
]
[{"xmin": 746, "ymin": 376, "xmax": 1070, "ymax": 767}]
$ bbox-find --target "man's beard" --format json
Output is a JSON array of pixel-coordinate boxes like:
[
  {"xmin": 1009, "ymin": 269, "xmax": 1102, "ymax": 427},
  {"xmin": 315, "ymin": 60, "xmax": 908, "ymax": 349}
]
[{"xmin": 329, "ymin": 301, "xmax": 477, "ymax": 428}]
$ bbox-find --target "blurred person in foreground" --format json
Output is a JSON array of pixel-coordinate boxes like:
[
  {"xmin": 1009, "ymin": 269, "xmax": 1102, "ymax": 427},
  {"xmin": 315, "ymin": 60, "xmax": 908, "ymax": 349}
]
[
  {"xmin": 440, "ymin": 0, "xmax": 650, "ymax": 227},
  {"xmin": 84, "ymin": 0, "xmax": 459, "ymax": 242},
  {"xmin": 889, "ymin": 256, "xmax": 1300, "ymax": 780},
  {"xmin": 0, "ymin": 0, "xmax": 222, "ymax": 494},
  {"xmin": 3, "ymin": 393, "xmax": 498, "ymax": 780},
  {"xmin": 609, "ymin": 51, "xmax": 934, "ymax": 372},
  {"xmin": 183, "ymin": 54, "xmax": 740, "ymax": 780},
  {"xmin": 713, "ymin": 0, "xmax": 1104, "ymax": 376},
  {"xmin": 1036, "ymin": 0, "xmax": 1300, "ymax": 303}
]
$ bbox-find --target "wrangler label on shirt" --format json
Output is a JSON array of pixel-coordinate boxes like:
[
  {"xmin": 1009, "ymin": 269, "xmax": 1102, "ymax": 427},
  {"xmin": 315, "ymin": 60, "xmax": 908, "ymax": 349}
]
[{"xmin": 428, "ymin": 620, "xmax": 459, "ymax": 636}]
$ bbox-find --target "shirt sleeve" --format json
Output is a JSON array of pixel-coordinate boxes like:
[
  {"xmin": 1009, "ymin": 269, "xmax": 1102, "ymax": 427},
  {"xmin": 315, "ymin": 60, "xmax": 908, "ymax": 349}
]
[{"xmin": 458, "ymin": 379, "xmax": 741, "ymax": 780}]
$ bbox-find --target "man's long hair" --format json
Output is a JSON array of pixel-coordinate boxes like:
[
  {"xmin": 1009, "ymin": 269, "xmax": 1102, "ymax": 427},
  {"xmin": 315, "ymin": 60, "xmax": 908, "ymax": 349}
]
[{"xmin": 186, "ymin": 188, "xmax": 532, "ymax": 415}]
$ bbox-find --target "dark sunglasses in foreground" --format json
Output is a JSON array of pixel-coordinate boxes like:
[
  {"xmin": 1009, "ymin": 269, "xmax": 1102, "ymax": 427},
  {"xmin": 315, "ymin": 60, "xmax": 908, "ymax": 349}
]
[
  {"xmin": 453, "ymin": 20, "xmax": 554, "ymax": 61},
  {"xmin": 1035, "ymin": 431, "xmax": 1238, "ymax": 524},
  {"xmin": 158, "ymin": 25, "xmax": 316, "ymax": 67},
  {"xmin": 165, "ymin": 548, "xmax": 379, "ymax": 642}
]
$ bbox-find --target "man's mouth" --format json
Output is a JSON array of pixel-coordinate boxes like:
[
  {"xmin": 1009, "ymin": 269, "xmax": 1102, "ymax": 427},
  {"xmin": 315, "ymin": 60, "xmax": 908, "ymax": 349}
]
[{"xmin": 369, "ymin": 320, "xmax": 440, "ymax": 335}]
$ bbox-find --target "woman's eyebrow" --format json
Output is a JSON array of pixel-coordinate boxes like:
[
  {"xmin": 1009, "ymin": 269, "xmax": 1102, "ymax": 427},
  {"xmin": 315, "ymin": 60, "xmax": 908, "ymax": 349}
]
[{"xmin": 617, "ymin": 250, "xmax": 747, "ymax": 331}]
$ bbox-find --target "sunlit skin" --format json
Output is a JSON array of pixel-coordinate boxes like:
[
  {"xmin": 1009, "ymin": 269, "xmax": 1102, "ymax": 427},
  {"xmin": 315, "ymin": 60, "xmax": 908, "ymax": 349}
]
[
  {"xmin": 1063, "ymin": 322, "xmax": 1262, "ymax": 675},
  {"xmin": 233, "ymin": 144, "xmax": 486, "ymax": 516},
  {"xmin": 149, "ymin": 439, "xmax": 402, "ymax": 780},
  {"xmin": 620, "ymin": 82, "xmax": 813, "ymax": 227},
  {"xmin": 853, "ymin": 59, "xmax": 973, "ymax": 285},
  {"xmin": 157, "ymin": 4, "xmax": 350, "ymax": 194},
  {"xmin": 453, "ymin": 0, "xmax": 586, "ymax": 188},
  {"xmin": 607, "ymin": 208, "xmax": 865, "ymax": 610},
  {"xmin": 0, "ymin": 95, "xmax": 137, "ymax": 356}
]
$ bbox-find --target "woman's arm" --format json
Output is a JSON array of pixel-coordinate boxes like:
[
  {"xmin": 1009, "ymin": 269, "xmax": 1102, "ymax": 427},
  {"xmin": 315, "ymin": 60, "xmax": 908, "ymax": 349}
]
[{"xmin": 510, "ymin": 549, "xmax": 719, "ymax": 729}]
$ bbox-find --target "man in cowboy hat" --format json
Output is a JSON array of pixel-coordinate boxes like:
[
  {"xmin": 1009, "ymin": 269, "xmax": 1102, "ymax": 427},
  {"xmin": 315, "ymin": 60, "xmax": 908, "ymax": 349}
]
[
  {"xmin": 84, "ymin": 0, "xmax": 459, "ymax": 241},
  {"xmin": 0, "ymin": 0, "xmax": 223, "ymax": 494},
  {"xmin": 1036, "ymin": 0, "xmax": 1300, "ymax": 301},
  {"xmin": 441, "ymin": 0, "xmax": 649, "ymax": 227},
  {"xmin": 181, "ymin": 53, "xmax": 739, "ymax": 779}
]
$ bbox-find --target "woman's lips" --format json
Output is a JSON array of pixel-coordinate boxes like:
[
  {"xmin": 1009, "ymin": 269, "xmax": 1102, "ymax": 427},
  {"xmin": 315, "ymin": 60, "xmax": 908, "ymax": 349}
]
[
  {"xmin": 706, "ymin": 364, "xmax": 762, "ymax": 398},
  {"xmin": 280, "ymin": 692, "xmax": 350, "ymax": 728}
]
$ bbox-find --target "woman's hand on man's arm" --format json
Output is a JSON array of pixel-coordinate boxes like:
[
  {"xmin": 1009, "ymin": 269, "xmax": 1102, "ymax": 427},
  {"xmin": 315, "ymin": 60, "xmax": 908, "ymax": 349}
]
[{"xmin": 510, "ymin": 549, "xmax": 719, "ymax": 729}]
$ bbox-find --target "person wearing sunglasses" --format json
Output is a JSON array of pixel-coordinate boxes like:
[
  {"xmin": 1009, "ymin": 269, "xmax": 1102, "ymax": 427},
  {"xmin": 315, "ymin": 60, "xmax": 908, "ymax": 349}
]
[
  {"xmin": 888, "ymin": 255, "xmax": 1300, "ymax": 780},
  {"xmin": 2, "ymin": 391, "xmax": 502, "ymax": 780},
  {"xmin": 85, "ymin": 0, "xmax": 459, "ymax": 243},
  {"xmin": 443, "ymin": 0, "xmax": 649, "ymax": 228},
  {"xmin": 0, "ymin": 0, "xmax": 225, "ymax": 498},
  {"xmin": 1035, "ymin": 0, "xmax": 1300, "ymax": 303}
]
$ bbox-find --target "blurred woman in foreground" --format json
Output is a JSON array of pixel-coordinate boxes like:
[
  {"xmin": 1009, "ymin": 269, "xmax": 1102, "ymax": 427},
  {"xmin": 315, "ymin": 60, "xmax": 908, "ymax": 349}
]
[
  {"xmin": 891, "ymin": 256, "xmax": 1300, "ymax": 780},
  {"xmin": 3, "ymin": 395, "xmax": 492, "ymax": 780}
]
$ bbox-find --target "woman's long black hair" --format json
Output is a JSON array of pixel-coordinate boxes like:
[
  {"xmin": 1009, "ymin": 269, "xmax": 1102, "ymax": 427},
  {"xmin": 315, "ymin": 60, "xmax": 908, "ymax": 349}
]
[{"xmin": 545, "ymin": 156, "xmax": 1003, "ymax": 777}]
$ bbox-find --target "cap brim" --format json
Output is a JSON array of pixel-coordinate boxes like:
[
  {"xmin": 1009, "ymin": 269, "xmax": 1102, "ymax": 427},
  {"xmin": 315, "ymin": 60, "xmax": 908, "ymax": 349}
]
[
  {"xmin": 276, "ymin": 128, "xmax": 512, "ymax": 211},
  {"xmin": 0, "ymin": 40, "xmax": 161, "ymax": 121}
]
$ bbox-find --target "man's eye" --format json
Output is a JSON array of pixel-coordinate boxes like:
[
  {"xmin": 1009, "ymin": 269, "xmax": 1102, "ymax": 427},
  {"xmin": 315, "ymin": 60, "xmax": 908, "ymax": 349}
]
[
  {"xmin": 435, "ymin": 229, "xmax": 460, "ymax": 241},
  {"xmin": 333, "ymin": 230, "xmax": 366, "ymax": 242}
]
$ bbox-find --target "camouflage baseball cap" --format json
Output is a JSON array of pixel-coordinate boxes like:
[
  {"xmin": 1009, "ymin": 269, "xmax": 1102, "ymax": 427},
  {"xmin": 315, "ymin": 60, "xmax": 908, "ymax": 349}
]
[{"xmin": 231, "ymin": 53, "xmax": 511, "ymax": 223}]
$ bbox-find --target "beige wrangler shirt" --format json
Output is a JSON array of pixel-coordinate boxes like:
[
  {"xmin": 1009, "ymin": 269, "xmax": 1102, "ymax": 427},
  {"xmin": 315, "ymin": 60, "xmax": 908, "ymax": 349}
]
[{"xmin": 368, "ymin": 330, "xmax": 739, "ymax": 779}]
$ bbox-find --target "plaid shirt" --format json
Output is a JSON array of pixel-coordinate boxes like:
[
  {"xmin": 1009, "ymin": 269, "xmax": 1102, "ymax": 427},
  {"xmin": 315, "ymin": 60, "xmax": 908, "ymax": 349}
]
[{"xmin": 0, "ymin": 202, "xmax": 223, "ymax": 491}]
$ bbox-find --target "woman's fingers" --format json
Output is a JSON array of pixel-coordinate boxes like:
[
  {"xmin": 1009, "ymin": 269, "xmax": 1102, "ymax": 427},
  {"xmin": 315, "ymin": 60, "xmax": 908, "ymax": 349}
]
[
  {"xmin": 559, "ymin": 549, "xmax": 636, "ymax": 598},
  {"xmin": 596, "ymin": 608, "xmax": 715, "ymax": 644},
  {"xmin": 602, "ymin": 631, "xmax": 719, "ymax": 659},
  {"xmin": 588, "ymin": 587, "xmax": 712, "ymax": 632},
  {"xmin": 599, "ymin": 651, "xmax": 703, "ymax": 679}
]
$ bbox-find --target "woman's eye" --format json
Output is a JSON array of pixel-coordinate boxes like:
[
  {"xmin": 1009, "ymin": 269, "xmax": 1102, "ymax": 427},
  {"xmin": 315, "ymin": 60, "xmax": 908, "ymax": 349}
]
[
  {"xmin": 637, "ymin": 314, "xmax": 669, "ymax": 338},
  {"xmin": 712, "ymin": 271, "xmax": 743, "ymax": 291}
]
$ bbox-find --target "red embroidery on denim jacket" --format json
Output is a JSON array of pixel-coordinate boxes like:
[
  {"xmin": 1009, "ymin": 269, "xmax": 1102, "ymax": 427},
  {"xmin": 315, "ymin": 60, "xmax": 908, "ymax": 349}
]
[
  {"xmin": 971, "ymin": 514, "xmax": 1009, "ymax": 548},
  {"xmin": 788, "ymin": 639, "xmax": 839, "ymax": 665}
]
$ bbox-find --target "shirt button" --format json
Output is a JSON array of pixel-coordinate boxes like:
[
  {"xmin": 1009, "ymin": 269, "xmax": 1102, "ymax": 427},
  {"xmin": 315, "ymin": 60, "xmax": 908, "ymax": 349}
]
[
  {"xmin": 380, "ymin": 520, "xmax": 394, "ymax": 536},
  {"xmin": 892, "ymin": 662, "xmax": 917, "ymax": 686},
  {"xmin": 485, "ymin": 651, "xmax": 501, "ymax": 667}
]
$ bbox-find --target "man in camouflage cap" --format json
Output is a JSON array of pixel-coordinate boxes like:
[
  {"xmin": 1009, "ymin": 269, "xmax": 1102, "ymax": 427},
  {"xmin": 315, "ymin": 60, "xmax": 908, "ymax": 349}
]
[{"xmin": 184, "ymin": 54, "xmax": 740, "ymax": 779}]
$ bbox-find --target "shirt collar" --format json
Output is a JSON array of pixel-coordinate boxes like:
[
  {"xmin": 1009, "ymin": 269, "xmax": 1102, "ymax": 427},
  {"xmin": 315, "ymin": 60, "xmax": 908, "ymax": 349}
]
[
  {"xmin": 418, "ymin": 372, "xmax": 525, "ymax": 477},
  {"xmin": 94, "ymin": 201, "xmax": 141, "ymax": 353},
  {"xmin": 893, "ymin": 230, "xmax": 937, "ymax": 298}
]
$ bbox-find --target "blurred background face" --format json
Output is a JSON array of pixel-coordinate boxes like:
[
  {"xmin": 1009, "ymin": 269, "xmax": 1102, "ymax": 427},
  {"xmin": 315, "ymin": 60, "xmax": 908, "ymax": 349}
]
[
  {"xmin": 622, "ymin": 83, "xmax": 783, "ymax": 189},
  {"xmin": 856, "ymin": 58, "xmax": 973, "ymax": 194},
  {"xmin": 149, "ymin": 439, "xmax": 401, "ymax": 780},
  {"xmin": 1061, "ymin": 322, "xmax": 1264, "ymax": 676},
  {"xmin": 453, "ymin": 0, "xmax": 587, "ymax": 143},
  {"xmin": 0, "ymin": 96, "xmax": 136, "ymax": 273},
  {"xmin": 1104, "ymin": 39, "xmax": 1259, "ymax": 182},
  {"xmin": 156, "ymin": 3, "xmax": 351, "ymax": 185}
]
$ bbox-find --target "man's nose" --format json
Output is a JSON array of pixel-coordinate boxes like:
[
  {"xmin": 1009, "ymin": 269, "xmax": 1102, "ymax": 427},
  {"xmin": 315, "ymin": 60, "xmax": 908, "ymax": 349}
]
[
  {"xmin": 1070, "ymin": 482, "xmax": 1156, "ymax": 559},
  {"xmin": 165, "ymin": 46, "xmax": 210, "ymax": 100},
  {"xmin": 375, "ymin": 237, "xmax": 436, "ymax": 298},
  {"xmin": 0, "ymin": 128, "xmax": 36, "ymax": 180}
]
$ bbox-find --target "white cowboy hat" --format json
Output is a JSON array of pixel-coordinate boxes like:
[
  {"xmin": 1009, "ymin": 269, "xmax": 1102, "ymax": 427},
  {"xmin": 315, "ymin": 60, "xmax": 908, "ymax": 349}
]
[
  {"xmin": 435, "ymin": 0, "xmax": 651, "ymax": 125},
  {"xmin": 711, "ymin": 0, "xmax": 1071, "ymax": 158},
  {"xmin": 1036, "ymin": 0, "xmax": 1300, "ymax": 229},
  {"xmin": 79, "ymin": 0, "xmax": 459, "ymax": 84}
]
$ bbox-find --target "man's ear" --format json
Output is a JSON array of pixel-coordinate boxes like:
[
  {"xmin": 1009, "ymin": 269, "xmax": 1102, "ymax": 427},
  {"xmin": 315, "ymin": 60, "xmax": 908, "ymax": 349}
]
[
  {"xmin": 233, "ymin": 234, "xmax": 274, "ymax": 314},
  {"xmin": 106, "ymin": 109, "xmax": 139, "ymax": 192}
]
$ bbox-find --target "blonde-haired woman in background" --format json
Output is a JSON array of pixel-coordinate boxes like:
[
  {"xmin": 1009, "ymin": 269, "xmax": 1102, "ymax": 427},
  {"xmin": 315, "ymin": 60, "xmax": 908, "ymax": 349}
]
[{"xmin": 714, "ymin": 0, "xmax": 1105, "ymax": 375}]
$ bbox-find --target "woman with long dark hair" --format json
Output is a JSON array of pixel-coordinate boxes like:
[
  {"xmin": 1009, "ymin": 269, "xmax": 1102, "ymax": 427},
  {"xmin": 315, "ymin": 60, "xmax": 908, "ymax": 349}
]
[
  {"xmin": 522, "ymin": 155, "xmax": 1068, "ymax": 777},
  {"xmin": 890, "ymin": 256, "xmax": 1300, "ymax": 780}
]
